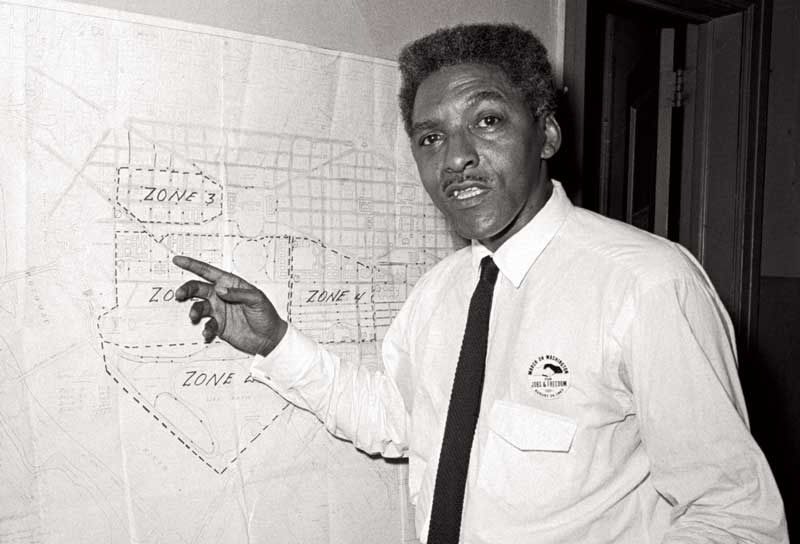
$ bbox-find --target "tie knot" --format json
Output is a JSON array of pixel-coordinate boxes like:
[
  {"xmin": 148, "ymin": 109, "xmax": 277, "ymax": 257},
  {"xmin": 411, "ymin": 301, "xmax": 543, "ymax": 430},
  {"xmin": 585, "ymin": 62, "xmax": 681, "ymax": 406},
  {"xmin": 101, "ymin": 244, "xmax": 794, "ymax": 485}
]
[{"xmin": 479, "ymin": 256, "xmax": 499, "ymax": 285}]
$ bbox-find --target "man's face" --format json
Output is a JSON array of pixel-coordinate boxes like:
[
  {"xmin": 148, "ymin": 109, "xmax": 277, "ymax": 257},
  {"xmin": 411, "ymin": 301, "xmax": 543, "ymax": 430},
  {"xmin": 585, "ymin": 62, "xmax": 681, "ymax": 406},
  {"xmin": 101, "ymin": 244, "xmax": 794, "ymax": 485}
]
[{"xmin": 409, "ymin": 63, "xmax": 558, "ymax": 251}]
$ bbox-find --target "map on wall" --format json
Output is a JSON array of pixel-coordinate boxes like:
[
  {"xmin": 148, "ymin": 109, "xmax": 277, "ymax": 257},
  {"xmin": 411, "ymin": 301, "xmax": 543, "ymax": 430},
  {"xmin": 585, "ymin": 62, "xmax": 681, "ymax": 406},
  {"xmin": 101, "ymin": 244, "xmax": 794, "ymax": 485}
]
[{"xmin": 0, "ymin": 1, "xmax": 462, "ymax": 542}]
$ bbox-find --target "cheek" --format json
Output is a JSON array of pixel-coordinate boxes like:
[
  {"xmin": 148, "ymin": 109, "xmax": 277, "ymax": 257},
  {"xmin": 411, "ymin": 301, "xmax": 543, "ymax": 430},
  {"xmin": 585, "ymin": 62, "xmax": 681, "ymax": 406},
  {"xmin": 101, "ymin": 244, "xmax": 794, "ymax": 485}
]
[
  {"xmin": 503, "ymin": 152, "xmax": 539, "ymax": 196},
  {"xmin": 483, "ymin": 195, "xmax": 524, "ymax": 233},
  {"xmin": 414, "ymin": 158, "xmax": 441, "ymax": 196},
  {"xmin": 419, "ymin": 177, "xmax": 441, "ymax": 208}
]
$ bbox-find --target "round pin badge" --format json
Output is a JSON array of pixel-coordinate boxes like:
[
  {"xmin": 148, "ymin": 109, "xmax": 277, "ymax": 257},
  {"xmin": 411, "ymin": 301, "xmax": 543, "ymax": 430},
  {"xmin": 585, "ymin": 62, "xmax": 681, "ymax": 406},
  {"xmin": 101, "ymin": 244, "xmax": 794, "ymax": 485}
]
[{"xmin": 527, "ymin": 355, "xmax": 570, "ymax": 399}]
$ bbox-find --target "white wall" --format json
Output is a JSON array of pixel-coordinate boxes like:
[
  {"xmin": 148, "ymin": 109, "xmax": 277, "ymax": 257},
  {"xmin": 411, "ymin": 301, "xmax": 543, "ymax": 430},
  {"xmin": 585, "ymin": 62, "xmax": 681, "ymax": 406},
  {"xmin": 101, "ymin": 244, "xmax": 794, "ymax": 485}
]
[{"xmin": 68, "ymin": 0, "xmax": 563, "ymax": 68}]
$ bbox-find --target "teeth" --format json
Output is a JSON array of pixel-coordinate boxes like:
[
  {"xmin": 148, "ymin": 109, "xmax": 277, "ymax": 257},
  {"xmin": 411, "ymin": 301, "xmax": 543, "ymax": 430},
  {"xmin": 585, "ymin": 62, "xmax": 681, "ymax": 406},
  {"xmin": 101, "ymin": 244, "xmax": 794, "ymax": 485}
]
[{"xmin": 453, "ymin": 187, "xmax": 482, "ymax": 200}]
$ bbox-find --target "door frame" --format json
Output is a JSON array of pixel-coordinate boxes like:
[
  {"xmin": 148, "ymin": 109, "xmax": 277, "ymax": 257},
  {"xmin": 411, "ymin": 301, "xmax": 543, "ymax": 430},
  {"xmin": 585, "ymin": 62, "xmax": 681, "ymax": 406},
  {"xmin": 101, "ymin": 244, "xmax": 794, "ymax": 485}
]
[{"xmin": 560, "ymin": 0, "xmax": 773, "ymax": 361}]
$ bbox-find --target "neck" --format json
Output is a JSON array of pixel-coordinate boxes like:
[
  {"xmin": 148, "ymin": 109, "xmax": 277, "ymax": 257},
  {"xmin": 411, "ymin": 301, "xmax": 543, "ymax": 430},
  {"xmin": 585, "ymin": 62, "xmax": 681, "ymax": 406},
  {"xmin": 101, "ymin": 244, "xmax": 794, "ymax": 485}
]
[{"xmin": 480, "ymin": 172, "xmax": 553, "ymax": 252}]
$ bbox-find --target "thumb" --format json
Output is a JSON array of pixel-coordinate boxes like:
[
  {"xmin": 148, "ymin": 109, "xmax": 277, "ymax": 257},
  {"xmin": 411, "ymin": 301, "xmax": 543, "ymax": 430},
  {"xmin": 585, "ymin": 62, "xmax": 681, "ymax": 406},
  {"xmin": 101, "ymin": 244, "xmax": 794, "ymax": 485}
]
[{"xmin": 215, "ymin": 285, "xmax": 267, "ymax": 306}]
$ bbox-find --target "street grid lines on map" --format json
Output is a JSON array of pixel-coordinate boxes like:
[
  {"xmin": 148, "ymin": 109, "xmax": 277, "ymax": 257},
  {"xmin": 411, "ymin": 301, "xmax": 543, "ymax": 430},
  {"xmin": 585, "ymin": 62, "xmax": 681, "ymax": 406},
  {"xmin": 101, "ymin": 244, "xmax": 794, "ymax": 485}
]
[
  {"xmin": 0, "ymin": 1, "xmax": 461, "ymax": 542},
  {"xmin": 92, "ymin": 119, "xmax": 454, "ymax": 474}
]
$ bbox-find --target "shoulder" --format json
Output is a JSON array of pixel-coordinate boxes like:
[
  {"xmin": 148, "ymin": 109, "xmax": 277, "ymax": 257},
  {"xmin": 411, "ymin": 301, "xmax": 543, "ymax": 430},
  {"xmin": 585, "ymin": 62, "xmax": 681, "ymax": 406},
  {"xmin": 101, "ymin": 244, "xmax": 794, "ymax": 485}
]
[
  {"xmin": 559, "ymin": 209, "xmax": 730, "ymax": 343},
  {"xmin": 561, "ymin": 207, "xmax": 705, "ymax": 290}
]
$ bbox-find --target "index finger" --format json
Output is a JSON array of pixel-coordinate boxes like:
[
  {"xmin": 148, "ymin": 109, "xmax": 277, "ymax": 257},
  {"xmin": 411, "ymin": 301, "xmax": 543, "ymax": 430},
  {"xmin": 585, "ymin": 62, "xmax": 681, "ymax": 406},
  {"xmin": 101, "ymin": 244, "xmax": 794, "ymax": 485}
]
[{"xmin": 172, "ymin": 255, "xmax": 229, "ymax": 282}]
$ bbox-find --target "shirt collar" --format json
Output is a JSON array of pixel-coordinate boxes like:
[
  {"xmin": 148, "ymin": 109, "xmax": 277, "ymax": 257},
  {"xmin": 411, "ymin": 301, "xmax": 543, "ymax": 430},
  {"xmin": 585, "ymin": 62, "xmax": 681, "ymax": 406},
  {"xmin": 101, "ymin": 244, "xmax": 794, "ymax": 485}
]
[{"xmin": 470, "ymin": 180, "xmax": 573, "ymax": 288}]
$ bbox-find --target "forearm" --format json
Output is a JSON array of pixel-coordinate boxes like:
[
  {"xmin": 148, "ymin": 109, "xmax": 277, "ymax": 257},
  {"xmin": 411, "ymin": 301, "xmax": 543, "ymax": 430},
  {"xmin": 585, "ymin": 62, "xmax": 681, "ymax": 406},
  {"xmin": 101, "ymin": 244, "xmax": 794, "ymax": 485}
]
[
  {"xmin": 657, "ymin": 453, "xmax": 787, "ymax": 543},
  {"xmin": 249, "ymin": 324, "xmax": 409, "ymax": 457},
  {"xmin": 625, "ymin": 276, "xmax": 787, "ymax": 543}
]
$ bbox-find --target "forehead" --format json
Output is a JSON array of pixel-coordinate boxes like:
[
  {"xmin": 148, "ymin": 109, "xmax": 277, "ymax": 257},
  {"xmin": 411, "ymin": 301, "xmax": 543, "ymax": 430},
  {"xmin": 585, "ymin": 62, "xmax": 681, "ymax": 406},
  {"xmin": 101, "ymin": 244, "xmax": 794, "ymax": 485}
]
[{"xmin": 412, "ymin": 63, "xmax": 524, "ymax": 122}]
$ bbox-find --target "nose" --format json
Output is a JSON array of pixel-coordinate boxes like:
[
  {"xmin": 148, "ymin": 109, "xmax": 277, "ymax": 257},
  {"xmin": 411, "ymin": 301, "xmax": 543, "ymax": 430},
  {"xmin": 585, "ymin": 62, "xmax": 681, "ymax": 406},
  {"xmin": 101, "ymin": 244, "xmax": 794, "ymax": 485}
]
[{"xmin": 444, "ymin": 130, "xmax": 479, "ymax": 173}]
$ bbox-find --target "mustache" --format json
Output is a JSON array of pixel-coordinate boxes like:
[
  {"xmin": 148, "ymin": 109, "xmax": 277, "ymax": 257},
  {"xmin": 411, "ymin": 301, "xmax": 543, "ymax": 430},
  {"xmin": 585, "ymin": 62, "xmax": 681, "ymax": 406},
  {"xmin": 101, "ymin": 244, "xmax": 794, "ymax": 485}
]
[{"xmin": 442, "ymin": 173, "xmax": 490, "ymax": 190}]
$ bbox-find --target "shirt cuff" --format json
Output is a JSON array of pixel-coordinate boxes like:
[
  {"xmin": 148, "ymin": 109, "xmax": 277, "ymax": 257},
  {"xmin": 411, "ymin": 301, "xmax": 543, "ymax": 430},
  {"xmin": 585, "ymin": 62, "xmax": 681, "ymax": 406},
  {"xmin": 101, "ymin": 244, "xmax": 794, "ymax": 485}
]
[{"xmin": 249, "ymin": 323, "xmax": 319, "ymax": 390}]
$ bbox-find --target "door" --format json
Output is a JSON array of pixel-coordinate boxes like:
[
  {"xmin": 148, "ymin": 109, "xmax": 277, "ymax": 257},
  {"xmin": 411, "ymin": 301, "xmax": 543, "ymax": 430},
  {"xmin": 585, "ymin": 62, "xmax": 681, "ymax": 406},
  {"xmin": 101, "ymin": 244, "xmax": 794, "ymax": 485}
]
[{"xmin": 594, "ymin": 12, "xmax": 681, "ymax": 238}]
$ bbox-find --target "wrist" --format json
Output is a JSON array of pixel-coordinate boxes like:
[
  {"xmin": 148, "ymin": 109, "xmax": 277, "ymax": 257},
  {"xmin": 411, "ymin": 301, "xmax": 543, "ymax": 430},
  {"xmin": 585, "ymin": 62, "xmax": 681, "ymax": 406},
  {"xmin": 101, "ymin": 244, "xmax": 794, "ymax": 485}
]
[{"xmin": 255, "ymin": 320, "xmax": 288, "ymax": 357}]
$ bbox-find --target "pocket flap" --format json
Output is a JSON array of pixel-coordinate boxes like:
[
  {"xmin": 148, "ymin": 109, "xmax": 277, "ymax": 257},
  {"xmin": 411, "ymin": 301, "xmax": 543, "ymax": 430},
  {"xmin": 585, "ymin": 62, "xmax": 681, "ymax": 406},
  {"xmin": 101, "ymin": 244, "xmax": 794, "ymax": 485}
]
[{"xmin": 487, "ymin": 400, "xmax": 577, "ymax": 452}]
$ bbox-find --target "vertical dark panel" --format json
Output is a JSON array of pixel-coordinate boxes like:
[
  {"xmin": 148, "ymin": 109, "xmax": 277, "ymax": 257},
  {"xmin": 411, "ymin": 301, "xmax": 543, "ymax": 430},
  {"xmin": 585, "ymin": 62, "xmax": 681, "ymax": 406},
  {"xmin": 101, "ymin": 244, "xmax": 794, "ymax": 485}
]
[
  {"xmin": 737, "ymin": 0, "xmax": 773, "ymax": 358},
  {"xmin": 760, "ymin": 0, "xmax": 800, "ymax": 279},
  {"xmin": 667, "ymin": 25, "xmax": 687, "ymax": 242},
  {"xmin": 751, "ymin": 277, "xmax": 800, "ymax": 537},
  {"xmin": 694, "ymin": 12, "xmax": 743, "ymax": 312},
  {"xmin": 753, "ymin": 0, "xmax": 800, "ymax": 535},
  {"xmin": 556, "ymin": 0, "xmax": 589, "ymax": 204}
]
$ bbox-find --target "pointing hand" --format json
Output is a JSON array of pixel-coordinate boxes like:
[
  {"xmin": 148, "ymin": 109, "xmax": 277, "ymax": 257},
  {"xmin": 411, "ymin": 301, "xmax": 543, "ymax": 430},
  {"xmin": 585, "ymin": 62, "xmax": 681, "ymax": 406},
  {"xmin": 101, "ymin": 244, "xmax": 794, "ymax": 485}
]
[{"xmin": 172, "ymin": 255, "xmax": 287, "ymax": 356}]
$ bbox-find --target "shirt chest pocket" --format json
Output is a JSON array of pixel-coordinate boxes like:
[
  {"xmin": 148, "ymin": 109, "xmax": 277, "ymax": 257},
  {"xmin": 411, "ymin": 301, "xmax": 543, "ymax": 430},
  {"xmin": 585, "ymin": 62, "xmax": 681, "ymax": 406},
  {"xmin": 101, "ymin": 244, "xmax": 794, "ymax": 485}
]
[{"xmin": 476, "ymin": 400, "xmax": 578, "ymax": 513}]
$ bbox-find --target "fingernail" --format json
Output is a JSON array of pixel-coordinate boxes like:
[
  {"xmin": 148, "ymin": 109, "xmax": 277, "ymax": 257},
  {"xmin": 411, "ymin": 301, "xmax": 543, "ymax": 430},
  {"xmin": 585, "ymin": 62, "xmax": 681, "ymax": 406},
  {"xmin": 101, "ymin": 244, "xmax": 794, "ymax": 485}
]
[{"xmin": 216, "ymin": 286, "xmax": 227, "ymax": 296}]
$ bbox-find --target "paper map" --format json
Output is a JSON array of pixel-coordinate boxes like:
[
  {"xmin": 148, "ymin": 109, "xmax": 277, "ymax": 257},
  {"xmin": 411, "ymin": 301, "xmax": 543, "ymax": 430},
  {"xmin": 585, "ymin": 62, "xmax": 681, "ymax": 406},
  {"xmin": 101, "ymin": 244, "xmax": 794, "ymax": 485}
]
[{"xmin": 0, "ymin": 1, "xmax": 461, "ymax": 541}]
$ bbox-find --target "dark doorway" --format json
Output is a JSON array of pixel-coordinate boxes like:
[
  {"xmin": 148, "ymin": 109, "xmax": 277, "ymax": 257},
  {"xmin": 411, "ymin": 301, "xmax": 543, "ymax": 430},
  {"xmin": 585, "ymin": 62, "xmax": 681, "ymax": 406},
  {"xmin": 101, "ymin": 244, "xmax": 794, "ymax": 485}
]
[
  {"xmin": 581, "ymin": 5, "xmax": 687, "ymax": 240},
  {"xmin": 561, "ymin": 0, "xmax": 771, "ymax": 348}
]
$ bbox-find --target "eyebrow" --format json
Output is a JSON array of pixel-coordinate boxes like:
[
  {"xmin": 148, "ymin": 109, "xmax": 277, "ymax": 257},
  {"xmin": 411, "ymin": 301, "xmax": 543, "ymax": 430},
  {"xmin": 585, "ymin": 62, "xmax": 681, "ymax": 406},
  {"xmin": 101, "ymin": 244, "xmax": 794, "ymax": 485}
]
[
  {"xmin": 410, "ymin": 119, "xmax": 438, "ymax": 136},
  {"xmin": 465, "ymin": 89, "xmax": 508, "ymax": 109},
  {"xmin": 410, "ymin": 88, "xmax": 509, "ymax": 136}
]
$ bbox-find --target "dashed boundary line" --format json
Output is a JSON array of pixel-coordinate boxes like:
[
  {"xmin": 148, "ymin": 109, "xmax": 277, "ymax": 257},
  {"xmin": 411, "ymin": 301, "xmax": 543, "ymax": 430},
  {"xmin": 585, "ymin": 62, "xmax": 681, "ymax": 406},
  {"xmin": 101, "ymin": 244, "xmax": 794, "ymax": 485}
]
[
  {"xmin": 100, "ymin": 203, "xmax": 400, "ymax": 472},
  {"xmin": 98, "ymin": 330, "xmax": 290, "ymax": 474},
  {"xmin": 286, "ymin": 235, "xmax": 295, "ymax": 323},
  {"xmin": 101, "ymin": 340, "xmax": 204, "ymax": 351},
  {"xmin": 115, "ymin": 166, "xmax": 224, "ymax": 226},
  {"xmin": 292, "ymin": 235, "xmax": 371, "ymax": 269},
  {"xmin": 317, "ymin": 337, "xmax": 376, "ymax": 345}
]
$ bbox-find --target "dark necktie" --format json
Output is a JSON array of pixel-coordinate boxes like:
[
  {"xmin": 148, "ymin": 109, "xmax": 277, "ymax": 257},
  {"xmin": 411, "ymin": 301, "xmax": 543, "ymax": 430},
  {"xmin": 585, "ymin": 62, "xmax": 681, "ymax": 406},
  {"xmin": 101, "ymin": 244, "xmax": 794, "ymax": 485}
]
[{"xmin": 428, "ymin": 256, "xmax": 500, "ymax": 543}]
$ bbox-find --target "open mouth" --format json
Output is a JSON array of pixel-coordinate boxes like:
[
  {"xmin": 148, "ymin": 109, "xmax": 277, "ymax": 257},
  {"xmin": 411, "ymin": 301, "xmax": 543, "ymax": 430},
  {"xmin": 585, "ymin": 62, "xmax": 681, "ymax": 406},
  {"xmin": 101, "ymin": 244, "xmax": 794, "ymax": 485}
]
[{"xmin": 452, "ymin": 186, "xmax": 486, "ymax": 200}]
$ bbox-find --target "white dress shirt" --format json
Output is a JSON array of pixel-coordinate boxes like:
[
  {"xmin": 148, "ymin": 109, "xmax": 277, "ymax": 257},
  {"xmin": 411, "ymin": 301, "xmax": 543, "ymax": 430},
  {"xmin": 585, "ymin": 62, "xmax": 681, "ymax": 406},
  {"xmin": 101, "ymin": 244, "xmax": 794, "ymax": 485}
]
[{"xmin": 250, "ymin": 181, "xmax": 787, "ymax": 543}]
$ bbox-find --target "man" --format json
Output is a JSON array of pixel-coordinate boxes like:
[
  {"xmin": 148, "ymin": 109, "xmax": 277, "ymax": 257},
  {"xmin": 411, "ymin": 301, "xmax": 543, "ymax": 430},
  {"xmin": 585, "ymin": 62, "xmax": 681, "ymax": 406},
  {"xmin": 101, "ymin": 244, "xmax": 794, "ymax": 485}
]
[{"xmin": 173, "ymin": 23, "xmax": 787, "ymax": 543}]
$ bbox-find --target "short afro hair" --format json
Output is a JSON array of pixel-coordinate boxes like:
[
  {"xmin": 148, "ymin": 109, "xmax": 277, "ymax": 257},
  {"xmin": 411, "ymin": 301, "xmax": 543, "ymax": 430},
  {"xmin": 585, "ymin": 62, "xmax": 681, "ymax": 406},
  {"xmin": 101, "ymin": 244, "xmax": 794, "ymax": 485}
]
[{"xmin": 398, "ymin": 23, "xmax": 557, "ymax": 136}]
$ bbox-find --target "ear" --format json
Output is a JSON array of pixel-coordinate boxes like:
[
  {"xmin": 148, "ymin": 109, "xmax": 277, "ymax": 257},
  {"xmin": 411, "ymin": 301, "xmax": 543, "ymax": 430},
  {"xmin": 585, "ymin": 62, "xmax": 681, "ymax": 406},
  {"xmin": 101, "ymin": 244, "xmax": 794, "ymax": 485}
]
[{"xmin": 539, "ymin": 113, "xmax": 562, "ymax": 159}]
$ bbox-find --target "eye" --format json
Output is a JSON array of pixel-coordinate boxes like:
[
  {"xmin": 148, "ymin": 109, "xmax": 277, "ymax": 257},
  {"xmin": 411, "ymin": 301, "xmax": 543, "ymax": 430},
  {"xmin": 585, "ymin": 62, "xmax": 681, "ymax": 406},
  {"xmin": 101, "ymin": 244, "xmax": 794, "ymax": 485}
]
[
  {"xmin": 475, "ymin": 115, "xmax": 502, "ymax": 129},
  {"xmin": 418, "ymin": 133, "xmax": 442, "ymax": 147}
]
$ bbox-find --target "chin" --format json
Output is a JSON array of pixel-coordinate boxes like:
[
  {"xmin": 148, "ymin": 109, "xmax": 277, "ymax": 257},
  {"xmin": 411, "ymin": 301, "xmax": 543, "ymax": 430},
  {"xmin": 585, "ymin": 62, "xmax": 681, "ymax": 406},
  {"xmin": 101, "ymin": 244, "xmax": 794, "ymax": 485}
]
[{"xmin": 454, "ymin": 222, "xmax": 503, "ymax": 245}]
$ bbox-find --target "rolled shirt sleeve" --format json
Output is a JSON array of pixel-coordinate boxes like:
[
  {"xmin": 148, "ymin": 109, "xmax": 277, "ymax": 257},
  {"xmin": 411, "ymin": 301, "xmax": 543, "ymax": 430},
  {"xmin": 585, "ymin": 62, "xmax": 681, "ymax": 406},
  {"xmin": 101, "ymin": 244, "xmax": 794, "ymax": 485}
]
[
  {"xmin": 622, "ymin": 271, "xmax": 787, "ymax": 543},
  {"xmin": 249, "ymin": 322, "xmax": 410, "ymax": 458}
]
